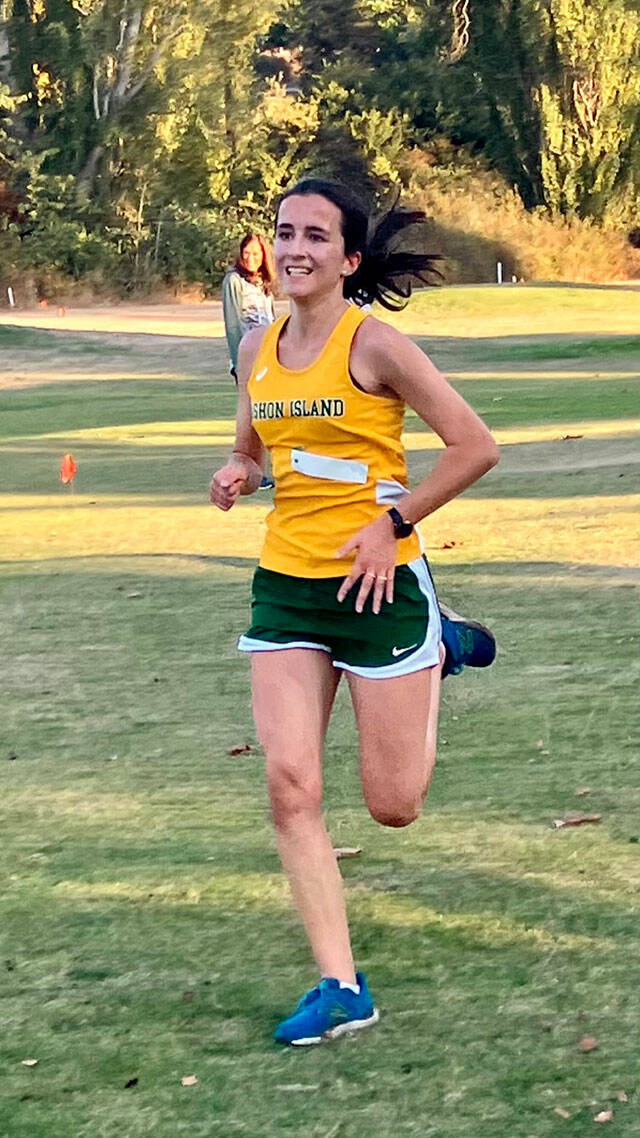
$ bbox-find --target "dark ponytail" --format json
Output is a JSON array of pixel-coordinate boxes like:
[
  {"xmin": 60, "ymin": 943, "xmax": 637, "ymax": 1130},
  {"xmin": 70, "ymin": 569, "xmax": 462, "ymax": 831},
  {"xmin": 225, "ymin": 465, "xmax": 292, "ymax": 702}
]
[{"xmin": 277, "ymin": 178, "xmax": 442, "ymax": 310}]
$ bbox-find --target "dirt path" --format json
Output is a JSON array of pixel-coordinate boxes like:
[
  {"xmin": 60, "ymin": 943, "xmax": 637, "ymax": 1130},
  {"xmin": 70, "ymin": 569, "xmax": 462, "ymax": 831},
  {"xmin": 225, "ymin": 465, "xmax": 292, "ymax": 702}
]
[{"xmin": 0, "ymin": 300, "xmax": 291, "ymax": 338}]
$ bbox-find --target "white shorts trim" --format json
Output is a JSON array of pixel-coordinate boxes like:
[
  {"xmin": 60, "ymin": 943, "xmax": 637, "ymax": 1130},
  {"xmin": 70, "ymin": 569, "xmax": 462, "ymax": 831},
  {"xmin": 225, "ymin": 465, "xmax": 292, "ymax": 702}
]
[
  {"xmin": 375, "ymin": 478, "xmax": 410, "ymax": 505},
  {"xmin": 237, "ymin": 634, "xmax": 331, "ymax": 654},
  {"xmin": 332, "ymin": 556, "xmax": 442, "ymax": 680}
]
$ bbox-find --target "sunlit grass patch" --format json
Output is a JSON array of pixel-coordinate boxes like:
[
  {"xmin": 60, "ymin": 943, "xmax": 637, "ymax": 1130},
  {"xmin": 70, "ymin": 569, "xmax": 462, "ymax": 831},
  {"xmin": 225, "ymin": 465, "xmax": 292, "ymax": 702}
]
[
  {"xmin": 5, "ymin": 418, "xmax": 237, "ymax": 448},
  {"xmin": 0, "ymin": 309, "xmax": 227, "ymax": 339},
  {"xmin": 348, "ymin": 889, "xmax": 611, "ymax": 952},
  {"xmin": 403, "ymin": 816, "xmax": 640, "ymax": 900},
  {"xmin": 0, "ymin": 499, "xmax": 270, "ymax": 562},
  {"xmin": 403, "ymin": 419, "xmax": 640, "ymax": 447},
  {"xmin": 398, "ymin": 284, "xmax": 640, "ymax": 337},
  {"xmin": 448, "ymin": 370, "xmax": 640, "ymax": 380},
  {"xmin": 0, "ymin": 370, "xmax": 188, "ymax": 389},
  {"xmin": 54, "ymin": 871, "xmax": 289, "ymax": 910},
  {"xmin": 2, "ymin": 493, "xmax": 637, "ymax": 568}
]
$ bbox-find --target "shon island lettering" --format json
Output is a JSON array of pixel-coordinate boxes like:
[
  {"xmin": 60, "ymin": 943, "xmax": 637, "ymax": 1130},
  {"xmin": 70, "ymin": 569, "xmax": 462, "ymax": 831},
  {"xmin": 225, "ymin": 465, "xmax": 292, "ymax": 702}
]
[
  {"xmin": 252, "ymin": 398, "xmax": 345, "ymax": 421},
  {"xmin": 252, "ymin": 400, "xmax": 285, "ymax": 420}
]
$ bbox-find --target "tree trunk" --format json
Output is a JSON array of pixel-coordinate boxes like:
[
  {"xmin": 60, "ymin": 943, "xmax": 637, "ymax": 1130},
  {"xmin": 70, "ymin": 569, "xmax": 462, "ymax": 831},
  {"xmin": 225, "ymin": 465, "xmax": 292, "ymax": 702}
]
[
  {"xmin": 0, "ymin": 22, "xmax": 12, "ymax": 90},
  {"xmin": 77, "ymin": 143, "xmax": 104, "ymax": 195}
]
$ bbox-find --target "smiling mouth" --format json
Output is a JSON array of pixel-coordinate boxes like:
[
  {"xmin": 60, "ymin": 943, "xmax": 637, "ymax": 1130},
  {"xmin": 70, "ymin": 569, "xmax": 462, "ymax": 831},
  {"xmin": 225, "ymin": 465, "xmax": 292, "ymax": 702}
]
[{"xmin": 285, "ymin": 267, "xmax": 312, "ymax": 276}]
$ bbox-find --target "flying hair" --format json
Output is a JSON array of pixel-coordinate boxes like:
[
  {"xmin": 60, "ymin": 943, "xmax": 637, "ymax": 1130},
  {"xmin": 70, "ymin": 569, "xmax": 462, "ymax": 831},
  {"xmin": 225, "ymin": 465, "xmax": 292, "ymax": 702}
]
[{"xmin": 277, "ymin": 178, "xmax": 442, "ymax": 311}]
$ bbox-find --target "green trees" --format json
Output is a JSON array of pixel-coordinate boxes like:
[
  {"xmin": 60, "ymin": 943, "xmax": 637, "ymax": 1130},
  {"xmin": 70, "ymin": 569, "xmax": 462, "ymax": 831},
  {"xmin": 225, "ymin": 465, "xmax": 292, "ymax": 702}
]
[
  {"xmin": 0, "ymin": 0, "xmax": 638, "ymax": 295},
  {"xmin": 538, "ymin": 0, "xmax": 640, "ymax": 220},
  {"xmin": 340, "ymin": 0, "xmax": 640, "ymax": 220}
]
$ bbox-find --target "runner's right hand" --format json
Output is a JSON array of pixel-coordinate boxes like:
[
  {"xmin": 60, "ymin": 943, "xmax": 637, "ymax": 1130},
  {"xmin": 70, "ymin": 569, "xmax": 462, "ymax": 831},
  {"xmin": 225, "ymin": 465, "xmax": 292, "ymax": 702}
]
[{"xmin": 209, "ymin": 457, "xmax": 248, "ymax": 511}]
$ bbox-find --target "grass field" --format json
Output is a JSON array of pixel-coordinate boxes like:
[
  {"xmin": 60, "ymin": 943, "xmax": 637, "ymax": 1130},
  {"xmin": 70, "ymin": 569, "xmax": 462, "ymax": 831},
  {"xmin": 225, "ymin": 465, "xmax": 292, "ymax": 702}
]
[{"xmin": 1, "ymin": 286, "xmax": 639, "ymax": 1138}]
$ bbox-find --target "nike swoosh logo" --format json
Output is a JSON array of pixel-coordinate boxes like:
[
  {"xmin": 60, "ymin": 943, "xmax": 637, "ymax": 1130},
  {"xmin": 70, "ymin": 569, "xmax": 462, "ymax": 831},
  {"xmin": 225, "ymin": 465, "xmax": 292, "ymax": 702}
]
[
  {"xmin": 255, "ymin": 367, "xmax": 268, "ymax": 381},
  {"xmin": 392, "ymin": 643, "xmax": 418, "ymax": 657}
]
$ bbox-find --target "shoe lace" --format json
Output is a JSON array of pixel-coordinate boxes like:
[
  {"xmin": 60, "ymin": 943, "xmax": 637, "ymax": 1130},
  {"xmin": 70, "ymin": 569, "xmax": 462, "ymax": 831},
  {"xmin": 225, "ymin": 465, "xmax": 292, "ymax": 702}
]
[{"xmin": 295, "ymin": 984, "xmax": 323, "ymax": 1013}]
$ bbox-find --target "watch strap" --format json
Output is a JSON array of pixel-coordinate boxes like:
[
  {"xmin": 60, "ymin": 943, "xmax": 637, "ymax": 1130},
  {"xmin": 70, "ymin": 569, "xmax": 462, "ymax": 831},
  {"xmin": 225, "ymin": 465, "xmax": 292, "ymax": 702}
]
[{"xmin": 387, "ymin": 506, "xmax": 413, "ymax": 538}]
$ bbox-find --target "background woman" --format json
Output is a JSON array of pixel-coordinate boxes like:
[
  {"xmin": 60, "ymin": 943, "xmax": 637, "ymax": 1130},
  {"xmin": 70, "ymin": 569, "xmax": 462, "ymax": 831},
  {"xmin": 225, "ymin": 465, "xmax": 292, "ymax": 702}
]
[
  {"xmin": 211, "ymin": 180, "xmax": 498, "ymax": 1045},
  {"xmin": 221, "ymin": 233, "xmax": 276, "ymax": 488}
]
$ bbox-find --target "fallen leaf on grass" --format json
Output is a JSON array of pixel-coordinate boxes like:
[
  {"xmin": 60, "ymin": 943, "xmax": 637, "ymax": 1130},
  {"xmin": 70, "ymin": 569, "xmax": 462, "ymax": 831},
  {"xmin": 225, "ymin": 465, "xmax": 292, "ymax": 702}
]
[
  {"xmin": 552, "ymin": 813, "xmax": 602, "ymax": 829},
  {"xmin": 275, "ymin": 1084, "xmax": 320, "ymax": 1092},
  {"xmin": 126, "ymin": 592, "xmax": 142, "ymax": 599},
  {"xmin": 181, "ymin": 1075, "xmax": 198, "ymax": 1087},
  {"xmin": 20, "ymin": 1059, "xmax": 38, "ymax": 1067},
  {"xmin": 560, "ymin": 434, "xmax": 584, "ymax": 441},
  {"xmin": 181, "ymin": 990, "xmax": 195, "ymax": 1002},
  {"xmin": 578, "ymin": 1035, "xmax": 599, "ymax": 1052},
  {"xmin": 334, "ymin": 847, "xmax": 362, "ymax": 860},
  {"xmin": 553, "ymin": 1107, "xmax": 571, "ymax": 1119},
  {"xmin": 124, "ymin": 1077, "xmax": 138, "ymax": 1089},
  {"xmin": 594, "ymin": 1109, "xmax": 613, "ymax": 1123},
  {"xmin": 227, "ymin": 743, "xmax": 252, "ymax": 756},
  {"xmin": 616, "ymin": 1091, "xmax": 628, "ymax": 1102},
  {"xmin": 575, "ymin": 787, "xmax": 592, "ymax": 796},
  {"xmin": 441, "ymin": 540, "xmax": 462, "ymax": 550},
  {"xmin": 536, "ymin": 739, "xmax": 544, "ymax": 749}
]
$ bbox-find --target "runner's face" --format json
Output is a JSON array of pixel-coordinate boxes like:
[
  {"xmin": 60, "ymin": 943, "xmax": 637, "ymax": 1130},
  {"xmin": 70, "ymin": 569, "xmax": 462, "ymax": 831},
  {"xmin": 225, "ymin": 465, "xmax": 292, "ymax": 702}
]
[
  {"xmin": 274, "ymin": 194, "xmax": 360, "ymax": 300},
  {"xmin": 241, "ymin": 238, "xmax": 263, "ymax": 274}
]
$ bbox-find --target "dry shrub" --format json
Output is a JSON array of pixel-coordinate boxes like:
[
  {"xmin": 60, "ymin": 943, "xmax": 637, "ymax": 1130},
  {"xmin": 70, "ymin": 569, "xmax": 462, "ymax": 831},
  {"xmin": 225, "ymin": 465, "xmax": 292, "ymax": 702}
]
[{"xmin": 401, "ymin": 147, "xmax": 640, "ymax": 284}]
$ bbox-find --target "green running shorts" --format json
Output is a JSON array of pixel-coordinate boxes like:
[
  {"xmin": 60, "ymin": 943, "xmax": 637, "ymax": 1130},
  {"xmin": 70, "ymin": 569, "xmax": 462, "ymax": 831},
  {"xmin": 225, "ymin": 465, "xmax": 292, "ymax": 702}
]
[{"xmin": 238, "ymin": 556, "xmax": 441, "ymax": 679}]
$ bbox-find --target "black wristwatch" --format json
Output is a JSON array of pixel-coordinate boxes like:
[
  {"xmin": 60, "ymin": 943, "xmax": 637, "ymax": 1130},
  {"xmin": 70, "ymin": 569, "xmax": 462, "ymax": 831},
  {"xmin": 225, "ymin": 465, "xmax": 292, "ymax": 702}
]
[{"xmin": 386, "ymin": 506, "xmax": 414, "ymax": 539}]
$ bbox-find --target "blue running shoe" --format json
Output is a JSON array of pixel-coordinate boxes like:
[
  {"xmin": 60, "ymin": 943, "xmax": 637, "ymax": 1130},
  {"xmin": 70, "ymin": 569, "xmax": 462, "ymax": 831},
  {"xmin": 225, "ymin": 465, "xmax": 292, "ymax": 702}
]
[
  {"xmin": 274, "ymin": 972, "xmax": 379, "ymax": 1046},
  {"xmin": 440, "ymin": 603, "xmax": 496, "ymax": 679}
]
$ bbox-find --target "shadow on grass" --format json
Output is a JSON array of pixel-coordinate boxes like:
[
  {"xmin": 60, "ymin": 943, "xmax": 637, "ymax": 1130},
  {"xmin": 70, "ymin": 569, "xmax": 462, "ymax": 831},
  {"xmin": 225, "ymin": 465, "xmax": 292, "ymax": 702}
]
[
  {"xmin": 0, "ymin": 378, "xmax": 238, "ymax": 441},
  {"xmin": 416, "ymin": 332, "xmax": 640, "ymax": 371}
]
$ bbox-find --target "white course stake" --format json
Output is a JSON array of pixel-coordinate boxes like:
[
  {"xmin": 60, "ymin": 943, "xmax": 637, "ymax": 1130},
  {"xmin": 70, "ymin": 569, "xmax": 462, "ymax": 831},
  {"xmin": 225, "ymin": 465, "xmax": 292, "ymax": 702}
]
[
  {"xmin": 7, "ymin": 286, "xmax": 16, "ymax": 307},
  {"xmin": 496, "ymin": 261, "xmax": 503, "ymax": 285}
]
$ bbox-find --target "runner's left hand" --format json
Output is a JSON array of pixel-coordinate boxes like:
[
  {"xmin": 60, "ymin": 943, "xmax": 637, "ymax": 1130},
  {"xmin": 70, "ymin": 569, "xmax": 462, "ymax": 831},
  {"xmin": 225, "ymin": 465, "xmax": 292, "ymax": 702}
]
[{"xmin": 336, "ymin": 515, "xmax": 396, "ymax": 614}]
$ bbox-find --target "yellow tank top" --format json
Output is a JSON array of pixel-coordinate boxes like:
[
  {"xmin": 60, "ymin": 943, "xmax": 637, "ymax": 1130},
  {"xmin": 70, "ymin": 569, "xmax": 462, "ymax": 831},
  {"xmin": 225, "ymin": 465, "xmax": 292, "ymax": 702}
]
[{"xmin": 248, "ymin": 304, "xmax": 421, "ymax": 577}]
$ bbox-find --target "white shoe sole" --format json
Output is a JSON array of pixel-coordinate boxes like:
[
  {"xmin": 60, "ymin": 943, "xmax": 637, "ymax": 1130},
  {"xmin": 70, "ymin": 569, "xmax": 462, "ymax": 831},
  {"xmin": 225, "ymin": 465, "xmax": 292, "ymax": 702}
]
[{"xmin": 290, "ymin": 1008, "xmax": 380, "ymax": 1046}]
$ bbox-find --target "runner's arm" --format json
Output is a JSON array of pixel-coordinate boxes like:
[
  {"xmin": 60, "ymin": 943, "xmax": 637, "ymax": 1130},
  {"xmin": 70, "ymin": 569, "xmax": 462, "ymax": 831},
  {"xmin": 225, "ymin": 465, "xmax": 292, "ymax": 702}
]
[
  {"xmin": 209, "ymin": 328, "xmax": 267, "ymax": 508},
  {"xmin": 355, "ymin": 320, "xmax": 499, "ymax": 527},
  {"xmin": 232, "ymin": 330, "xmax": 267, "ymax": 494}
]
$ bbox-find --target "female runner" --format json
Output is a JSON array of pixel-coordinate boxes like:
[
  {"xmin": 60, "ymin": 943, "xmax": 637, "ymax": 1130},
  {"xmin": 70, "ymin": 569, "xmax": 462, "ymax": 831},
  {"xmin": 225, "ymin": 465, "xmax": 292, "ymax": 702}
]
[{"xmin": 210, "ymin": 179, "xmax": 499, "ymax": 1045}]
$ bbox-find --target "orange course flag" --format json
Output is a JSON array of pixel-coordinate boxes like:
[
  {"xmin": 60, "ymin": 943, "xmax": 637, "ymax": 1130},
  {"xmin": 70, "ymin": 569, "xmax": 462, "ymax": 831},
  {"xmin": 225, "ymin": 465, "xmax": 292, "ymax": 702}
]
[{"xmin": 60, "ymin": 453, "xmax": 77, "ymax": 484}]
